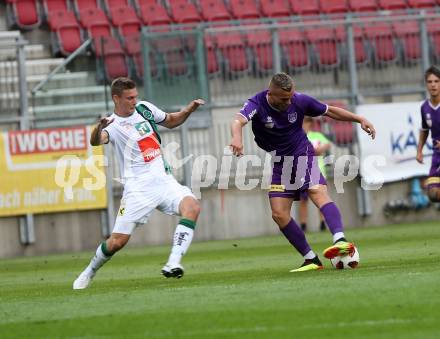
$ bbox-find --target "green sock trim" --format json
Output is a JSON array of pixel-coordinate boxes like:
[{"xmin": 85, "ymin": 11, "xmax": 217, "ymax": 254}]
[
  {"xmin": 179, "ymin": 218, "xmax": 196, "ymax": 230},
  {"xmin": 101, "ymin": 242, "xmax": 114, "ymax": 257}
]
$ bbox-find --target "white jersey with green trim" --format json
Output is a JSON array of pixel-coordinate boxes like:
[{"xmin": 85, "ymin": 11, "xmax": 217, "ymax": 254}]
[{"xmin": 104, "ymin": 100, "xmax": 167, "ymax": 183}]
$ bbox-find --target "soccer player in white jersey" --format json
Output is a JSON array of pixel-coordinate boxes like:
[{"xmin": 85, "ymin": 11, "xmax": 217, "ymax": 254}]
[{"xmin": 73, "ymin": 77, "xmax": 205, "ymax": 289}]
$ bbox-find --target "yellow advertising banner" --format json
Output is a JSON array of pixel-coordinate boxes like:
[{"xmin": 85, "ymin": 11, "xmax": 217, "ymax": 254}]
[{"xmin": 0, "ymin": 126, "xmax": 107, "ymax": 217}]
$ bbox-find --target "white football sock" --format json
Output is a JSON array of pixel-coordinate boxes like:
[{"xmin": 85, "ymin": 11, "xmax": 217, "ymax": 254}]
[
  {"xmin": 333, "ymin": 232, "xmax": 346, "ymax": 243},
  {"xmin": 167, "ymin": 224, "xmax": 194, "ymax": 266},
  {"xmin": 85, "ymin": 243, "xmax": 112, "ymax": 275},
  {"xmin": 304, "ymin": 250, "xmax": 317, "ymax": 260}
]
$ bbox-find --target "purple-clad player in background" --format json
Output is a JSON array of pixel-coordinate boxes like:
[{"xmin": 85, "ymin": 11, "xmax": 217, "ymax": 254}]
[
  {"xmin": 230, "ymin": 73, "xmax": 376, "ymax": 272},
  {"xmin": 417, "ymin": 66, "xmax": 440, "ymax": 202}
]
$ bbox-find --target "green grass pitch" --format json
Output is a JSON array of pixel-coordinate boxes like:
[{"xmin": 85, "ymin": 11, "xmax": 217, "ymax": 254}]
[{"xmin": 1, "ymin": 221, "xmax": 439, "ymax": 339}]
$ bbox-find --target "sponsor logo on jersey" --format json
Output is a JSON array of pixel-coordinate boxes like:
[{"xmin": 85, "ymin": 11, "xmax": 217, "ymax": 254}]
[
  {"xmin": 269, "ymin": 184, "xmax": 285, "ymax": 192},
  {"xmin": 265, "ymin": 116, "xmax": 274, "ymax": 129},
  {"xmin": 137, "ymin": 136, "xmax": 161, "ymax": 162}
]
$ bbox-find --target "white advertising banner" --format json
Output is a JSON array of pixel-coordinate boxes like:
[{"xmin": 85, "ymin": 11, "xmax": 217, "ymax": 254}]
[{"xmin": 356, "ymin": 102, "xmax": 432, "ymax": 185}]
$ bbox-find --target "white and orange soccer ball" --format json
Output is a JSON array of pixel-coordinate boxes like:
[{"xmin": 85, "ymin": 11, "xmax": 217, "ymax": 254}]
[{"xmin": 330, "ymin": 246, "xmax": 360, "ymax": 269}]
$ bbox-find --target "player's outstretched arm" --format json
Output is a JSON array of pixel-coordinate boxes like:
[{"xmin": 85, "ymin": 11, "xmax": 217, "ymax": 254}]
[
  {"xmin": 161, "ymin": 99, "xmax": 205, "ymax": 129},
  {"xmin": 326, "ymin": 105, "xmax": 376, "ymax": 140},
  {"xmin": 229, "ymin": 114, "xmax": 247, "ymax": 156},
  {"xmin": 416, "ymin": 129, "xmax": 429, "ymax": 164},
  {"xmin": 90, "ymin": 117, "xmax": 113, "ymax": 146}
]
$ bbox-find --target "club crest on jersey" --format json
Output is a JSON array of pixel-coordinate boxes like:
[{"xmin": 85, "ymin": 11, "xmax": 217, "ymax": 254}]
[
  {"xmin": 288, "ymin": 112, "xmax": 297, "ymax": 123},
  {"xmin": 265, "ymin": 116, "xmax": 274, "ymax": 129}
]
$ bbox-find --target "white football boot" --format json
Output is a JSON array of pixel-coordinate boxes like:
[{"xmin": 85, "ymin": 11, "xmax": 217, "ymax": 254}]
[{"xmin": 73, "ymin": 269, "xmax": 95, "ymax": 289}]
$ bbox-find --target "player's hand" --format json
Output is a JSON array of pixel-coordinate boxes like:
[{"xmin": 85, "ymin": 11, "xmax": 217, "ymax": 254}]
[
  {"xmin": 434, "ymin": 140, "xmax": 440, "ymax": 150},
  {"xmin": 189, "ymin": 99, "xmax": 205, "ymax": 112},
  {"xmin": 229, "ymin": 138, "xmax": 244, "ymax": 157},
  {"xmin": 99, "ymin": 117, "xmax": 114, "ymax": 129},
  {"xmin": 360, "ymin": 118, "xmax": 376, "ymax": 139},
  {"xmin": 416, "ymin": 151, "xmax": 424, "ymax": 164}
]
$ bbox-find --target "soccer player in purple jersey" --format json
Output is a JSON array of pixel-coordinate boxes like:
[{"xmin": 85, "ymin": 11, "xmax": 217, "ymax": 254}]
[
  {"xmin": 229, "ymin": 73, "xmax": 376, "ymax": 272},
  {"xmin": 417, "ymin": 66, "xmax": 440, "ymax": 202}
]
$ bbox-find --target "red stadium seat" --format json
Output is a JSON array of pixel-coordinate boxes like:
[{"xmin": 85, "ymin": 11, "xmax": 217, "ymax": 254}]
[
  {"xmin": 319, "ymin": 0, "xmax": 349, "ymax": 14},
  {"xmin": 8, "ymin": 0, "xmax": 42, "ymax": 29},
  {"xmin": 103, "ymin": 0, "xmax": 129, "ymax": 11},
  {"xmin": 94, "ymin": 36, "xmax": 129, "ymax": 81},
  {"xmin": 56, "ymin": 24, "xmax": 83, "ymax": 55},
  {"xmin": 199, "ymin": 0, "xmax": 232, "ymax": 22},
  {"xmin": 214, "ymin": 32, "xmax": 250, "ymax": 73},
  {"xmin": 47, "ymin": 9, "xmax": 77, "ymax": 30},
  {"xmin": 169, "ymin": 2, "xmax": 202, "ymax": 24},
  {"xmin": 229, "ymin": 0, "xmax": 260, "ymax": 20},
  {"xmin": 247, "ymin": 29, "xmax": 273, "ymax": 72},
  {"xmin": 204, "ymin": 36, "xmax": 221, "ymax": 74},
  {"xmin": 378, "ymin": 0, "xmax": 407, "ymax": 10},
  {"xmin": 335, "ymin": 26, "xmax": 368, "ymax": 64},
  {"xmin": 427, "ymin": 20, "xmax": 440, "ymax": 61},
  {"xmin": 348, "ymin": 0, "xmax": 379, "ymax": 12},
  {"xmin": 328, "ymin": 119, "xmax": 355, "ymax": 145},
  {"xmin": 42, "ymin": 0, "xmax": 68, "ymax": 17},
  {"xmin": 393, "ymin": 21, "xmax": 421, "ymax": 61},
  {"xmin": 73, "ymin": 0, "xmax": 99, "ymax": 13},
  {"xmin": 305, "ymin": 27, "xmax": 339, "ymax": 66},
  {"xmin": 137, "ymin": 3, "xmax": 172, "ymax": 26},
  {"xmin": 109, "ymin": 6, "xmax": 141, "ymax": 37},
  {"xmin": 133, "ymin": 0, "xmax": 158, "ymax": 8},
  {"xmin": 78, "ymin": 8, "xmax": 112, "ymax": 39},
  {"xmin": 323, "ymin": 101, "xmax": 355, "ymax": 145},
  {"xmin": 407, "ymin": 0, "xmax": 437, "ymax": 8},
  {"xmin": 260, "ymin": 0, "xmax": 291, "ymax": 18},
  {"xmin": 289, "ymin": 0, "xmax": 320, "ymax": 16},
  {"xmin": 363, "ymin": 23, "xmax": 397, "ymax": 62},
  {"xmin": 152, "ymin": 36, "xmax": 189, "ymax": 77},
  {"xmin": 279, "ymin": 29, "xmax": 309, "ymax": 69},
  {"xmin": 124, "ymin": 34, "xmax": 158, "ymax": 80}
]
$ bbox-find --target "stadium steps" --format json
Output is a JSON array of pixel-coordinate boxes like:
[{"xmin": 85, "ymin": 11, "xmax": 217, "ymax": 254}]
[
  {"xmin": 0, "ymin": 71, "xmax": 94, "ymax": 93},
  {"xmin": 33, "ymin": 101, "xmax": 113, "ymax": 127},
  {"xmin": 32, "ymin": 85, "xmax": 108, "ymax": 106},
  {"xmin": 0, "ymin": 58, "xmax": 65, "ymax": 76}
]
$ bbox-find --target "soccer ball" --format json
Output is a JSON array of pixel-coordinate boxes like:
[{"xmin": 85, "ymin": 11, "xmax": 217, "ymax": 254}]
[{"xmin": 330, "ymin": 246, "xmax": 360, "ymax": 269}]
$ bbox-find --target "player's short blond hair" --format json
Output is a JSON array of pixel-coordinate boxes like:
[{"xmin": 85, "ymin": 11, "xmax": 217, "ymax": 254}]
[
  {"xmin": 269, "ymin": 73, "xmax": 294, "ymax": 92},
  {"xmin": 111, "ymin": 77, "xmax": 136, "ymax": 97}
]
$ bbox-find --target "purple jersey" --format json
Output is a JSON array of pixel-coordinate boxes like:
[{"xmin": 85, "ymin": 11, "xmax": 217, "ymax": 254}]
[
  {"xmin": 421, "ymin": 99, "xmax": 440, "ymax": 153},
  {"xmin": 239, "ymin": 90, "xmax": 328, "ymax": 156}
]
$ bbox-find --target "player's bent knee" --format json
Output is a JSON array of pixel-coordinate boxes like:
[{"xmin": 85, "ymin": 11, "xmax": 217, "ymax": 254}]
[
  {"xmin": 108, "ymin": 234, "xmax": 130, "ymax": 252},
  {"xmin": 180, "ymin": 197, "xmax": 201, "ymax": 219},
  {"xmin": 271, "ymin": 211, "xmax": 289, "ymax": 227}
]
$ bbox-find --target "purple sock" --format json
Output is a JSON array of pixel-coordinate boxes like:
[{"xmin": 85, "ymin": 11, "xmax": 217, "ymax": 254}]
[
  {"xmin": 320, "ymin": 202, "xmax": 344, "ymax": 235},
  {"xmin": 280, "ymin": 219, "xmax": 312, "ymax": 256}
]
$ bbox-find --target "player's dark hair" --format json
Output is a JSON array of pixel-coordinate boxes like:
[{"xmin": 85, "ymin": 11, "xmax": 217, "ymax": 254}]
[
  {"xmin": 111, "ymin": 77, "xmax": 136, "ymax": 96},
  {"xmin": 424, "ymin": 66, "xmax": 440, "ymax": 81},
  {"xmin": 270, "ymin": 72, "xmax": 293, "ymax": 92}
]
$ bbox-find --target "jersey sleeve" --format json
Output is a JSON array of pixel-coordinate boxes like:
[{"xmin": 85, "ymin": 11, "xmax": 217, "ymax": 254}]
[
  {"xmin": 103, "ymin": 116, "xmax": 116, "ymax": 144},
  {"xmin": 138, "ymin": 100, "xmax": 167, "ymax": 123},
  {"xmin": 302, "ymin": 94, "xmax": 328, "ymax": 117},
  {"xmin": 238, "ymin": 97, "xmax": 259, "ymax": 121},
  {"xmin": 420, "ymin": 107, "xmax": 429, "ymax": 130}
]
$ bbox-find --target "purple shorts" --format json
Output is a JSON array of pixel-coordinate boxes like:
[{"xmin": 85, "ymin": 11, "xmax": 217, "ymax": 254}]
[
  {"xmin": 427, "ymin": 153, "xmax": 440, "ymax": 189},
  {"xmin": 269, "ymin": 153, "xmax": 327, "ymax": 201}
]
